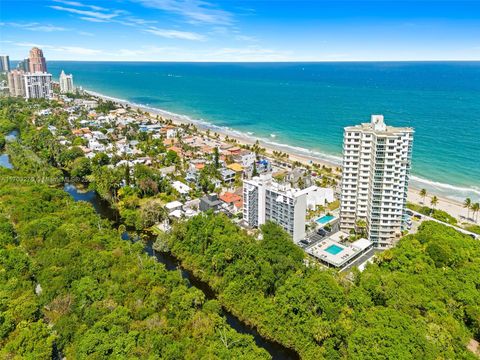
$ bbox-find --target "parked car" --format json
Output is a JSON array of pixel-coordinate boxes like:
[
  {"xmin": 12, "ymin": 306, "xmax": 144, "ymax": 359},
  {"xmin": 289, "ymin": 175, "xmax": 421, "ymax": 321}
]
[{"xmin": 317, "ymin": 229, "xmax": 327, "ymax": 236}]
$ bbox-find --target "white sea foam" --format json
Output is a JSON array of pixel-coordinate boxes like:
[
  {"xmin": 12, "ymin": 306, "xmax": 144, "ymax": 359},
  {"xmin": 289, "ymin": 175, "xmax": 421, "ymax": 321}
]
[
  {"xmin": 85, "ymin": 89, "xmax": 479, "ymax": 202},
  {"xmin": 410, "ymin": 176, "xmax": 480, "ymax": 202}
]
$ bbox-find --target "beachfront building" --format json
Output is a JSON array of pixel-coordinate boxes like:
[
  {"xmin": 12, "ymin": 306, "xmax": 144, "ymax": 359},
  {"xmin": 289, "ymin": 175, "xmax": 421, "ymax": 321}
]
[
  {"xmin": 16, "ymin": 59, "xmax": 30, "ymax": 72},
  {"xmin": 29, "ymin": 47, "xmax": 47, "ymax": 73},
  {"xmin": 243, "ymin": 174, "xmax": 309, "ymax": 242},
  {"xmin": 340, "ymin": 115, "xmax": 414, "ymax": 248},
  {"xmin": 7, "ymin": 70, "xmax": 26, "ymax": 97},
  {"xmin": 24, "ymin": 73, "xmax": 53, "ymax": 99},
  {"xmin": 0, "ymin": 55, "xmax": 10, "ymax": 72},
  {"xmin": 59, "ymin": 70, "xmax": 74, "ymax": 93}
]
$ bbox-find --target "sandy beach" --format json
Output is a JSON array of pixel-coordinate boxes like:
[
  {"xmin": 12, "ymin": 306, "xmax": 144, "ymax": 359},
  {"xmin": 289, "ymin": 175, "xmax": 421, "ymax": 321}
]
[{"xmin": 86, "ymin": 90, "xmax": 478, "ymax": 225}]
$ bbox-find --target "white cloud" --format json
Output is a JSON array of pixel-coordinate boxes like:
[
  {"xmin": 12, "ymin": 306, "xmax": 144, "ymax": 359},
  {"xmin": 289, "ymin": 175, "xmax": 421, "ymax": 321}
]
[
  {"xmin": 78, "ymin": 16, "xmax": 109, "ymax": 23},
  {"xmin": 145, "ymin": 27, "xmax": 206, "ymax": 40},
  {"xmin": 49, "ymin": 2, "xmax": 157, "ymax": 29},
  {"xmin": 116, "ymin": 46, "xmax": 177, "ymax": 57},
  {"xmin": 125, "ymin": 17, "xmax": 157, "ymax": 25},
  {"xmin": 1, "ymin": 22, "xmax": 67, "ymax": 32},
  {"xmin": 52, "ymin": 0, "xmax": 108, "ymax": 12},
  {"xmin": 134, "ymin": 0, "xmax": 233, "ymax": 25},
  {"xmin": 14, "ymin": 42, "xmax": 102, "ymax": 55},
  {"xmin": 49, "ymin": 5, "xmax": 124, "ymax": 21},
  {"xmin": 209, "ymin": 46, "xmax": 292, "ymax": 61},
  {"xmin": 77, "ymin": 31, "xmax": 94, "ymax": 36},
  {"xmin": 235, "ymin": 35, "xmax": 258, "ymax": 42}
]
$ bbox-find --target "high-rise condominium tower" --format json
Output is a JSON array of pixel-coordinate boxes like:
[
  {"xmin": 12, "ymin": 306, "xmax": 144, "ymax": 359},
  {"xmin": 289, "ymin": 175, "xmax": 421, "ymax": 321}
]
[
  {"xmin": 24, "ymin": 73, "xmax": 53, "ymax": 99},
  {"xmin": 7, "ymin": 70, "xmax": 26, "ymax": 97},
  {"xmin": 59, "ymin": 70, "xmax": 74, "ymax": 93},
  {"xmin": 29, "ymin": 47, "xmax": 47, "ymax": 73},
  {"xmin": 0, "ymin": 55, "xmax": 10, "ymax": 72},
  {"xmin": 17, "ymin": 59, "xmax": 30, "ymax": 72},
  {"xmin": 340, "ymin": 115, "xmax": 414, "ymax": 248}
]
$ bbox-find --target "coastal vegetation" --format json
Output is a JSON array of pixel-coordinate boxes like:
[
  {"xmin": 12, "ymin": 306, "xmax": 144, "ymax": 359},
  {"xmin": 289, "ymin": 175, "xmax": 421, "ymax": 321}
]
[
  {"xmin": 0, "ymin": 174, "xmax": 269, "ymax": 359},
  {"xmin": 407, "ymin": 202, "xmax": 458, "ymax": 225},
  {"xmin": 2, "ymin": 97, "xmax": 480, "ymax": 359},
  {"xmin": 162, "ymin": 212, "xmax": 480, "ymax": 359}
]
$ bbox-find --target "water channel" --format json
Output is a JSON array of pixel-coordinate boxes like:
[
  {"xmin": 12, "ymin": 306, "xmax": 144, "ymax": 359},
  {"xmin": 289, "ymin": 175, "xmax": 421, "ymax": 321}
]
[
  {"xmin": 0, "ymin": 130, "xmax": 19, "ymax": 169},
  {"xmin": 63, "ymin": 183, "xmax": 299, "ymax": 360}
]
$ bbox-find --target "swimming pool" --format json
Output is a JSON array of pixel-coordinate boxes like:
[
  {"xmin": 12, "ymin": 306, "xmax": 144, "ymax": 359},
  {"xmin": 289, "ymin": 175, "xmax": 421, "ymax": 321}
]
[
  {"xmin": 316, "ymin": 214, "xmax": 335, "ymax": 224},
  {"xmin": 325, "ymin": 244, "xmax": 344, "ymax": 255}
]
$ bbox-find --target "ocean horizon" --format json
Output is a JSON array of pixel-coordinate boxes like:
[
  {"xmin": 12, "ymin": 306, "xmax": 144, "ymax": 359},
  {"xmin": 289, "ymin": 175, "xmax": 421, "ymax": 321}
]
[{"xmin": 42, "ymin": 61, "xmax": 480, "ymax": 202}]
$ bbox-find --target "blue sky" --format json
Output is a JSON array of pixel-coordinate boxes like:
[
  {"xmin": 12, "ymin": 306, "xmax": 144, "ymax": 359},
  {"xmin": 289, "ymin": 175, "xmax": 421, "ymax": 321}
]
[{"xmin": 1, "ymin": 0, "xmax": 480, "ymax": 61}]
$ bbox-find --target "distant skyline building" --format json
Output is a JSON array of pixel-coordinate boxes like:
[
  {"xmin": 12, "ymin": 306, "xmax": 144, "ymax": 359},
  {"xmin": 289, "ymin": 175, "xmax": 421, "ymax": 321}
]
[
  {"xmin": 16, "ymin": 58, "xmax": 30, "ymax": 72},
  {"xmin": 339, "ymin": 115, "xmax": 414, "ymax": 248},
  {"xmin": 28, "ymin": 47, "xmax": 47, "ymax": 73},
  {"xmin": 24, "ymin": 72, "xmax": 53, "ymax": 99},
  {"xmin": 0, "ymin": 55, "xmax": 10, "ymax": 72},
  {"xmin": 7, "ymin": 70, "xmax": 26, "ymax": 97},
  {"xmin": 59, "ymin": 70, "xmax": 74, "ymax": 93}
]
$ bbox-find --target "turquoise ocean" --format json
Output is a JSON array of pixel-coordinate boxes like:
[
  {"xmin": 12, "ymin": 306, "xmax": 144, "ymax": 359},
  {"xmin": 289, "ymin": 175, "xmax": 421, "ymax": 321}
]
[{"xmin": 46, "ymin": 61, "xmax": 480, "ymax": 202}]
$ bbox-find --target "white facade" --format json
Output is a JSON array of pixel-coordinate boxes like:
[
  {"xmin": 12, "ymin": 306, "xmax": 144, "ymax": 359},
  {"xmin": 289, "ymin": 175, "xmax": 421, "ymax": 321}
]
[
  {"xmin": 235, "ymin": 150, "xmax": 256, "ymax": 168},
  {"xmin": 305, "ymin": 186, "xmax": 335, "ymax": 210},
  {"xmin": 243, "ymin": 174, "xmax": 308, "ymax": 242},
  {"xmin": 23, "ymin": 72, "xmax": 53, "ymax": 99},
  {"xmin": 340, "ymin": 115, "xmax": 414, "ymax": 248},
  {"xmin": 59, "ymin": 70, "xmax": 74, "ymax": 93}
]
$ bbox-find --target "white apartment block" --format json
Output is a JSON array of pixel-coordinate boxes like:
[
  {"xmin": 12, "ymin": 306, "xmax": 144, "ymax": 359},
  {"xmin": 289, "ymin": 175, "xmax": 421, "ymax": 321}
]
[
  {"xmin": 24, "ymin": 72, "xmax": 53, "ymax": 99},
  {"xmin": 340, "ymin": 115, "xmax": 414, "ymax": 248},
  {"xmin": 59, "ymin": 70, "xmax": 74, "ymax": 93},
  {"xmin": 243, "ymin": 174, "xmax": 308, "ymax": 242}
]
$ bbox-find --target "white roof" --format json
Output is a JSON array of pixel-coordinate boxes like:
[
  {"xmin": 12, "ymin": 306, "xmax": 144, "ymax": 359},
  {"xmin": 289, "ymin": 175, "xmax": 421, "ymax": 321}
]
[
  {"xmin": 307, "ymin": 233, "xmax": 372, "ymax": 268},
  {"xmin": 352, "ymin": 238, "xmax": 372, "ymax": 251},
  {"xmin": 165, "ymin": 201, "xmax": 183, "ymax": 210},
  {"xmin": 169, "ymin": 209, "xmax": 183, "ymax": 219},
  {"xmin": 172, "ymin": 181, "xmax": 190, "ymax": 194}
]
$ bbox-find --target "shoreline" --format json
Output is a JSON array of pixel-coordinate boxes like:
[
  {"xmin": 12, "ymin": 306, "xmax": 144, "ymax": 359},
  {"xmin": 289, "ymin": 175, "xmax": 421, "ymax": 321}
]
[{"xmin": 83, "ymin": 89, "xmax": 479, "ymax": 224}]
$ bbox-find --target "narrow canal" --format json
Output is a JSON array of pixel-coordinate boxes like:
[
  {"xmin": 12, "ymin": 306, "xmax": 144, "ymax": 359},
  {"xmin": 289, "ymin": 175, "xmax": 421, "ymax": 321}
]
[
  {"xmin": 0, "ymin": 130, "xmax": 19, "ymax": 169},
  {"xmin": 63, "ymin": 183, "xmax": 299, "ymax": 360}
]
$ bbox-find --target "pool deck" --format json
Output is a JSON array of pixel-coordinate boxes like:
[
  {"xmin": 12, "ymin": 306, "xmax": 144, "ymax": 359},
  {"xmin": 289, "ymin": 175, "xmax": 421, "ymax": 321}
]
[
  {"xmin": 314, "ymin": 211, "xmax": 339, "ymax": 228},
  {"xmin": 307, "ymin": 233, "xmax": 372, "ymax": 269}
]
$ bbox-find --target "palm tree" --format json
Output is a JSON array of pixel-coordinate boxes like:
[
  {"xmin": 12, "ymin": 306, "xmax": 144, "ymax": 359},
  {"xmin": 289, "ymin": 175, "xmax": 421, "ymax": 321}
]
[
  {"xmin": 471, "ymin": 203, "xmax": 480, "ymax": 223},
  {"xmin": 463, "ymin": 197, "xmax": 472, "ymax": 220},
  {"xmin": 430, "ymin": 196, "xmax": 438, "ymax": 214},
  {"xmin": 419, "ymin": 188, "xmax": 427, "ymax": 204}
]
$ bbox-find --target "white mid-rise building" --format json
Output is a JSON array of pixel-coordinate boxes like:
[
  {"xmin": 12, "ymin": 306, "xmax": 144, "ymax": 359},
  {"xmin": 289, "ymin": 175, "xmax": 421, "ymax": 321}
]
[
  {"xmin": 59, "ymin": 70, "xmax": 74, "ymax": 93},
  {"xmin": 24, "ymin": 72, "xmax": 53, "ymax": 99},
  {"xmin": 243, "ymin": 174, "xmax": 310, "ymax": 242},
  {"xmin": 340, "ymin": 115, "xmax": 414, "ymax": 248}
]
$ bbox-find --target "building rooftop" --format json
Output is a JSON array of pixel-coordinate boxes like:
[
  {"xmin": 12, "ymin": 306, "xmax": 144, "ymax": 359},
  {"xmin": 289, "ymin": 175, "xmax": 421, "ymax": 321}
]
[
  {"xmin": 307, "ymin": 234, "xmax": 372, "ymax": 268},
  {"xmin": 344, "ymin": 114, "xmax": 414, "ymax": 134},
  {"xmin": 220, "ymin": 192, "xmax": 242, "ymax": 204},
  {"xmin": 165, "ymin": 200, "xmax": 183, "ymax": 210},
  {"xmin": 227, "ymin": 163, "xmax": 243, "ymax": 172}
]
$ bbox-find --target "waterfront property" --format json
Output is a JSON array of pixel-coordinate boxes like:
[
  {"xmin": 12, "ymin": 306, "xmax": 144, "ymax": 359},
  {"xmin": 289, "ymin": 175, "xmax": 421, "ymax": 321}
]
[
  {"xmin": 340, "ymin": 115, "xmax": 414, "ymax": 248},
  {"xmin": 307, "ymin": 235, "xmax": 373, "ymax": 269},
  {"xmin": 59, "ymin": 70, "xmax": 74, "ymax": 93}
]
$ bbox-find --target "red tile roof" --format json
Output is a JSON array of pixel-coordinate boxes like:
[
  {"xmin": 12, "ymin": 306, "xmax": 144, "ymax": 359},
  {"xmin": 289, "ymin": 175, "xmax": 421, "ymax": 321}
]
[{"xmin": 220, "ymin": 192, "xmax": 242, "ymax": 204}]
